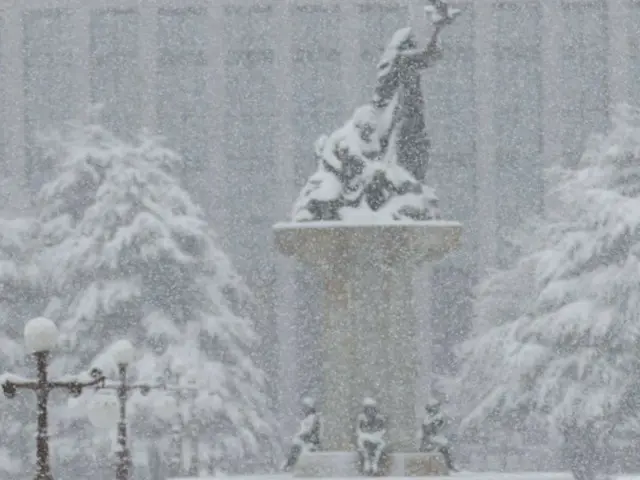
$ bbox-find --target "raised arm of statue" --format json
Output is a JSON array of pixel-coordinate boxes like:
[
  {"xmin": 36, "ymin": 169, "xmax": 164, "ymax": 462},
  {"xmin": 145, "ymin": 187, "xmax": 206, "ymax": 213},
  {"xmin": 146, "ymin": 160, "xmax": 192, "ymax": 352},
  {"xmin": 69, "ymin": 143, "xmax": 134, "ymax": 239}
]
[{"xmin": 398, "ymin": 43, "xmax": 443, "ymax": 70}]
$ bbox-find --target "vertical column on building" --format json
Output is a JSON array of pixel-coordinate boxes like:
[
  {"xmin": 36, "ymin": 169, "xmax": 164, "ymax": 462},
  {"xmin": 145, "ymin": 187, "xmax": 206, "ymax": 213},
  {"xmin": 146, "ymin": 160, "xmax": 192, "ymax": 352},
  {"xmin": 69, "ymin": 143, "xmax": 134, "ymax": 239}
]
[
  {"xmin": 272, "ymin": 0, "xmax": 299, "ymax": 435},
  {"xmin": 72, "ymin": 2, "xmax": 91, "ymax": 122},
  {"xmin": 139, "ymin": 4, "xmax": 157, "ymax": 133},
  {"xmin": 607, "ymin": 0, "xmax": 628, "ymax": 107},
  {"xmin": 541, "ymin": 0, "xmax": 563, "ymax": 177},
  {"xmin": 407, "ymin": 0, "xmax": 433, "ymax": 413},
  {"xmin": 205, "ymin": 1, "xmax": 228, "ymax": 232},
  {"xmin": 340, "ymin": 1, "xmax": 361, "ymax": 109},
  {"xmin": 473, "ymin": 1, "xmax": 497, "ymax": 273},
  {"xmin": 337, "ymin": 0, "xmax": 361, "ymax": 418},
  {"xmin": 2, "ymin": 5, "xmax": 26, "ymax": 211}
]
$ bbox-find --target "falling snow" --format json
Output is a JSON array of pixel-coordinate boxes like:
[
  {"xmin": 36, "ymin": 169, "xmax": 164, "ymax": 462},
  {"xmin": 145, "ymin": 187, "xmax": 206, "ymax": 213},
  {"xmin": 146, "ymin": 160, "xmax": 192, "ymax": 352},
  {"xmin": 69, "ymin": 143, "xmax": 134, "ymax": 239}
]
[{"xmin": 0, "ymin": 0, "xmax": 635, "ymax": 479}]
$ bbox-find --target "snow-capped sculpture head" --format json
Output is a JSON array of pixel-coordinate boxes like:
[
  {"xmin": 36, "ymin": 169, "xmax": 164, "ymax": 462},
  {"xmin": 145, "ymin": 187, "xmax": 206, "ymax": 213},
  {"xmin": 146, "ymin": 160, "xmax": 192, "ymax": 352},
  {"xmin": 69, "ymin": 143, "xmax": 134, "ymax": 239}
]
[
  {"xmin": 362, "ymin": 397, "xmax": 377, "ymax": 407},
  {"xmin": 384, "ymin": 26, "xmax": 416, "ymax": 57},
  {"xmin": 302, "ymin": 396, "xmax": 316, "ymax": 408},
  {"xmin": 362, "ymin": 397, "xmax": 378, "ymax": 417},
  {"xmin": 425, "ymin": 397, "xmax": 441, "ymax": 413},
  {"xmin": 351, "ymin": 105, "xmax": 380, "ymax": 159},
  {"xmin": 24, "ymin": 316, "xmax": 59, "ymax": 354},
  {"xmin": 292, "ymin": 5, "xmax": 461, "ymax": 223},
  {"xmin": 301, "ymin": 396, "xmax": 316, "ymax": 414}
]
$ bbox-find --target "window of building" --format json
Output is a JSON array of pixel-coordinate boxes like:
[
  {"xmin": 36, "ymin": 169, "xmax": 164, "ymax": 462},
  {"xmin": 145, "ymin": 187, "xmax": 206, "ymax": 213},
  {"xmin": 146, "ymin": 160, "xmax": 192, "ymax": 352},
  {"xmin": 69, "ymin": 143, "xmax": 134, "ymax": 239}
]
[
  {"xmin": 223, "ymin": 4, "xmax": 273, "ymax": 51},
  {"xmin": 493, "ymin": 2, "xmax": 542, "ymax": 155},
  {"xmin": 561, "ymin": 1, "xmax": 609, "ymax": 162},
  {"xmin": 493, "ymin": 2, "xmax": 543, "ymax": 267},
  {"xmin": 90, "ymin": 8, "xmax": 140, "ymax": 138},
  {"xmin": 23, "ymin": 8, "xmax": 76, "ymax": 191},
  {"xmin": 224, "ymin": 48, "xmax": 275, "ymax": 121},
  {"xmin": 156, "ymin": 7, "xmax": 209, "ymax": 187}
]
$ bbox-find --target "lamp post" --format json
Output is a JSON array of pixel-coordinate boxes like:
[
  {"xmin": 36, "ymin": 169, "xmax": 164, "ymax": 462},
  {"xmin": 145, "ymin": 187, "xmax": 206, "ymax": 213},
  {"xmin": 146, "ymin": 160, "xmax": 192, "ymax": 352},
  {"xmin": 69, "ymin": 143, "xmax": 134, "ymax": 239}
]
[
  {"xmin": 89, "ymin": 340, "xmax": 189, "ymax": 480},
  {"xmin": 186, "ymin": 381, "xmax": 200, "ymax": 478},
  {"xmin": 0, "ymin": 317, "xmax": 106, "ymax": 480},
  {"xmin": 163, "ymin": 364, "xmax": 204, "ymax": 477},
  {"xmin": 164, "ymin": 363, "xmax": 186, "ymax": 477}
]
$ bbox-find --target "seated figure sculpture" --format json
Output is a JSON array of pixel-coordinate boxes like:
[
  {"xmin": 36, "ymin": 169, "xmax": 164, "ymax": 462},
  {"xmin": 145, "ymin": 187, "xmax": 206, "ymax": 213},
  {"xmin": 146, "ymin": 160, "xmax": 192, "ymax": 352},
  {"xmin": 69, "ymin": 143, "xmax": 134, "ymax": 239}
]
[
  {"xmin": 282, "ymin": 397, "xmax": 323, "ymax": 472},
  {"xmin": 418, "ymin": 398, "xmax": 457, "ymax": 471},
  {"xmin": 356, "ymin": 398, "xmax": 387, "ymax": 476}
]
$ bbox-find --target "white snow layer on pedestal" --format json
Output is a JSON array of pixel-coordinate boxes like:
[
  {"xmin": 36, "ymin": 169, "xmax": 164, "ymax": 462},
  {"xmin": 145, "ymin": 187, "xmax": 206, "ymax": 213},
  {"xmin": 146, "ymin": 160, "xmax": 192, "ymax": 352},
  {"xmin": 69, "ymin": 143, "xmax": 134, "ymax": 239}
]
[
  {"xmin": 168, "ymin": 472, "xmax": 615, "ymax": 480},
  {"xmin": 23, "ymin": 316, "xmax": 59, "ymax": 353}
]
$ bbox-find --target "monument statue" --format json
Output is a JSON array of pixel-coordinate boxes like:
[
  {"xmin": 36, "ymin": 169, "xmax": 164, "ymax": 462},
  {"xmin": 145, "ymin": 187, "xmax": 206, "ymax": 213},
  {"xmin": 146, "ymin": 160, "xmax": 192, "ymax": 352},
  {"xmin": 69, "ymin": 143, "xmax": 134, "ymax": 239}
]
[
  {"xmin": 274, "ymin": 1, "xmax": 463, "ymax": 476},
  {"xmin": 292, "ymin": 0, "xmax": 460, "ymax": 224}
]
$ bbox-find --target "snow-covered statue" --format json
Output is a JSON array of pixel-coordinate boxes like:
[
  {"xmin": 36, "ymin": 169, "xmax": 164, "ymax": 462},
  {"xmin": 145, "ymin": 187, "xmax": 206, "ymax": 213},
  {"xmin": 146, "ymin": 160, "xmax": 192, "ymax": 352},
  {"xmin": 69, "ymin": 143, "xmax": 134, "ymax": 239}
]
[
  {"xmin": 292, "ymin": 0, "xmax": 461, "ymax": 223},
  {"xmin": 418, "ymin": 398, "xmax": 457, "ymax": 471},
  {"xmin": 281, "ymin": 397, "xmax": 323, "ymax": 472},
  {"xmin": 356, "ymin": 397, "xmax": 388, "ymax": 476}
]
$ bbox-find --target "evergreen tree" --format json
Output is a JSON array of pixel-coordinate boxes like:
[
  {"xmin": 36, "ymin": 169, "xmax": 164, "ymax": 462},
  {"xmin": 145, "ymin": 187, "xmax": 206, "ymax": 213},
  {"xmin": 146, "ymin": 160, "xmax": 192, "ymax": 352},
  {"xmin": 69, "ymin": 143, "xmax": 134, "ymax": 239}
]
[
  {"xmin": 36, "ymin": 117, "xmax": 278, "ymax": 475},
  {"xmin": 454, "ymin": 105, "xmax": 640, "ymax": 443}
]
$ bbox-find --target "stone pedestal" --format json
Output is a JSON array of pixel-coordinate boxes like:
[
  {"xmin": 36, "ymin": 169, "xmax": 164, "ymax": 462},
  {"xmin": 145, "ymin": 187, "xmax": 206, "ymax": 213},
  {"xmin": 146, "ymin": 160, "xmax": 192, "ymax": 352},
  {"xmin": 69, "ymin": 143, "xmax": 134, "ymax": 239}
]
[
  {"xmin": 274, "ymin": 221, "xmax": 461, "ymax": 476},
  {"xmin": 295, "ymin": 451, "xmax": 448, "ymax": 478}
]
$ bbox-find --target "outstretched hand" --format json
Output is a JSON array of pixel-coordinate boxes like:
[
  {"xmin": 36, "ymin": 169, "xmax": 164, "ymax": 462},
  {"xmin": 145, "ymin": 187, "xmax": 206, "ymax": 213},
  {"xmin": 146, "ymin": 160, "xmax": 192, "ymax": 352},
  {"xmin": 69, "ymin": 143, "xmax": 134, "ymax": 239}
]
[
  {"xmin": 424, "ymin": 0, "xmax": 462, "ymax": 26},
  {"xmin": 423, "ymin": 0, "xmax": 461, "ymax": 55}
]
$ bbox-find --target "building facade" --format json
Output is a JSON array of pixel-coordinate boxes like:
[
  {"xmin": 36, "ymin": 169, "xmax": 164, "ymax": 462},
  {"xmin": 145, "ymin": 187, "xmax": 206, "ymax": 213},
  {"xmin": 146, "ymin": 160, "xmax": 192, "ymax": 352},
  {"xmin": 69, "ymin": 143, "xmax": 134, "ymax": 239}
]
[{"xmin": 0, "ymin": 0, "xmax": 631, "ymax": 431}]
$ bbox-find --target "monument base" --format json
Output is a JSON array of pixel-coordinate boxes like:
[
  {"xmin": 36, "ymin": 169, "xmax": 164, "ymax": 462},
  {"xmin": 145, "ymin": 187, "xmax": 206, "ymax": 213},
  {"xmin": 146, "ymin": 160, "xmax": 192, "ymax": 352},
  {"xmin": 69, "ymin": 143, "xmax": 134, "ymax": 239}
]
[{"xmin": 294, "ymin": 451, "xmax": 449, "ymax": 477}]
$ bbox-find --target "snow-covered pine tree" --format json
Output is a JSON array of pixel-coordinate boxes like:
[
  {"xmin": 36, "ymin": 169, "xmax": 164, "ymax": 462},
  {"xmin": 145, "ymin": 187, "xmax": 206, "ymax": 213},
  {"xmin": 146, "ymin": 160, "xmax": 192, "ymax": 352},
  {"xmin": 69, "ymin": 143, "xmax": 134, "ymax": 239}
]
[
  {"xmin": 36, "ymin": 116, "xmax": 278, "ymax": 475},
  {"xmin": 520, "ymin": 104, "xmax": 640, "ymax": 433},
  {"xmin": 0, "ymin": 217, "xmax": 43, "ymax": 479},
  {"xmin": 453, "ymin": 104, "xmax": 640, "ymax": 448},
  {"xmin": 447, "ymin": 215, "xmax": 552, "ymax": 446}
]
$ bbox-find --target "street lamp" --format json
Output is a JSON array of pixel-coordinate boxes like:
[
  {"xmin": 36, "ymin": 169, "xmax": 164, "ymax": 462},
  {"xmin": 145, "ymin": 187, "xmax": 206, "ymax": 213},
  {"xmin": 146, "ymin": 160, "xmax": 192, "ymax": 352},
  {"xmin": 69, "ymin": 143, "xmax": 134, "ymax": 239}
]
[
  {"xmin": 164, "ymin": 362, "xmax": 187, "ymax": 477},
  {"xmin": 163, "ymin": 366, "xmax": 204, "ymax": 477},
  {"xmin": 89, "ymin": 340, "xmax": 179, "ymax": 480},
  {"xmin": 0, "ymin": 317, "xmax": 106, "ymax": 480}
]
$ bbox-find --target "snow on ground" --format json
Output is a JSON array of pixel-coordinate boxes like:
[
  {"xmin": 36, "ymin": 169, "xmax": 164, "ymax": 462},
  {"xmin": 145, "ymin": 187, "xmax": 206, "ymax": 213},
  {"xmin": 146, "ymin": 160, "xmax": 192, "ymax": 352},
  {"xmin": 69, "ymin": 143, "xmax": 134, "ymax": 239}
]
[{"xmin": 172, "ymin": 473, "xmax": 640, "ymax": 480}]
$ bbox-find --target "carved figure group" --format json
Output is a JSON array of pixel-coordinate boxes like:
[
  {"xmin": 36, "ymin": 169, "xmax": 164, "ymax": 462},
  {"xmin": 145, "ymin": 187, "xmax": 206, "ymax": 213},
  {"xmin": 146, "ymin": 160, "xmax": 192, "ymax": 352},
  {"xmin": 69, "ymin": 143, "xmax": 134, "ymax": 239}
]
[{"xmin": 281, "ymin": 396, "xmax": 457, "ymax": 476}]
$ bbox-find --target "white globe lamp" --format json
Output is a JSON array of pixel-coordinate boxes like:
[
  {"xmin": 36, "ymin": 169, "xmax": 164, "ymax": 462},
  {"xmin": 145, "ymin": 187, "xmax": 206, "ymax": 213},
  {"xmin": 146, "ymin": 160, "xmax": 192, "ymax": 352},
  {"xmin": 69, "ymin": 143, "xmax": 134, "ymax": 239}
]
[
  {"xmin": 88, "ymin": 392, "xmax": 119, "ymax": 429},
  {"xmin": 24, "ymin": 317, "xmax": 59, "ymax": 354},
  {"xmin": 110, "ymin": 339, "xmax": 135, "ymax": 367}
]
